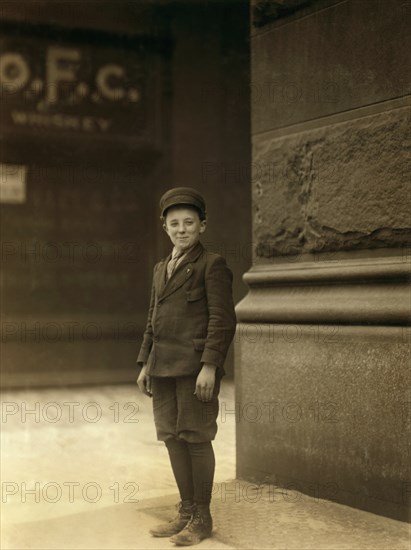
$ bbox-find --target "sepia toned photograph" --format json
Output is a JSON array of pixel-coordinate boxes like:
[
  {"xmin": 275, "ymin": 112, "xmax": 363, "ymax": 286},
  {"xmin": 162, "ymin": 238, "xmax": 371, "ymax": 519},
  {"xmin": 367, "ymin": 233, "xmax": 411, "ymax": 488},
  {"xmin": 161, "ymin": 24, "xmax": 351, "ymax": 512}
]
[{"xmin": 0, "ymin": 0, "xmax": 410, "ymax": 548}]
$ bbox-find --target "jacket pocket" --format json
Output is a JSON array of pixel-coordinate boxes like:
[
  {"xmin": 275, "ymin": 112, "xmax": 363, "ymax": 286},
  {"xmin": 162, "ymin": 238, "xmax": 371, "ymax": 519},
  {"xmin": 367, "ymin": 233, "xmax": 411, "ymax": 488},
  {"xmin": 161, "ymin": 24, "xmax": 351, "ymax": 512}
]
[
  {"xmin": 186, "ymin": 286, "xmax": 206, "ymax": 302},
  {"xmin": 192, "ymin": 338, "xmax": 206, "ymax": 351}
]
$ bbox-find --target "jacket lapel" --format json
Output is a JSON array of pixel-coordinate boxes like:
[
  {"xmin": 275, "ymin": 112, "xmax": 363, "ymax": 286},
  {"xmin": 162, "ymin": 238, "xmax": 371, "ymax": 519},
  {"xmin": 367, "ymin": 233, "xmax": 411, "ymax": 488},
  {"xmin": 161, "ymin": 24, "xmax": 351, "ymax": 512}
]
[
  {"xmin": 155, "ymin": 253, "xmax": 171, "ymax": 296},
  {"xmin": 158, "ymin": 241, "xmax": 204, "ymax": 301}
]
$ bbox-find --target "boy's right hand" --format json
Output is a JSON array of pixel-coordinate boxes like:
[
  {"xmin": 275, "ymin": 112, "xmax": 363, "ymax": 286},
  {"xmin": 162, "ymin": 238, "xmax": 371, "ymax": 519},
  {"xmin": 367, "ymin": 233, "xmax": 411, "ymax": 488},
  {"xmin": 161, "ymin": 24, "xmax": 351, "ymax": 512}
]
[{"xmin": 137, "ymin": 365, "xmax": 152, "ymax": 397}]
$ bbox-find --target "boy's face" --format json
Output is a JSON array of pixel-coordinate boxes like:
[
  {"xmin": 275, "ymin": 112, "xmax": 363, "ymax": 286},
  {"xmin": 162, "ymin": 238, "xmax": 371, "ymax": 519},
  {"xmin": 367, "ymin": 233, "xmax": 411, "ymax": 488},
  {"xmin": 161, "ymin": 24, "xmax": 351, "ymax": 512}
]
[{"xmin": 163, "ymin": 206, "xmax": 206, "ymax": 253}]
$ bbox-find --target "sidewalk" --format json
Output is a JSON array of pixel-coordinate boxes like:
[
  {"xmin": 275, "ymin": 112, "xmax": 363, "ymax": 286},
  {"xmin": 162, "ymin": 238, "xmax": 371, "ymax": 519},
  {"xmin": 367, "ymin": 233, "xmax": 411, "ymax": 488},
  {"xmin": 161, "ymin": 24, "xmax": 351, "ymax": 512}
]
[
  {"xmin": 140, "ymin": 483, "xmax": 410, "ymax": 550},
  {"xmin": 2, "ymin": 383, "xmax": 409, "ymax": 549},
  {"xmin": 1, "ymin": 381, "xmax": 235, "ymax": 549},
  {"xmin": 6, "ymin": 482, "xmax": 409, "ymax": 550}
]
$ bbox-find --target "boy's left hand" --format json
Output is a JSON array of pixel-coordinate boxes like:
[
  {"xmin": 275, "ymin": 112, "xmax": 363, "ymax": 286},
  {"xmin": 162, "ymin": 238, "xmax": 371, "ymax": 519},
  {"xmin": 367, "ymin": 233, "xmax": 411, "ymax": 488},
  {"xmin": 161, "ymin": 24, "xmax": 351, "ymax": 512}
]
[{"xmin": 195, "ymin": 363, "xmax": 217, "ymax": 402}]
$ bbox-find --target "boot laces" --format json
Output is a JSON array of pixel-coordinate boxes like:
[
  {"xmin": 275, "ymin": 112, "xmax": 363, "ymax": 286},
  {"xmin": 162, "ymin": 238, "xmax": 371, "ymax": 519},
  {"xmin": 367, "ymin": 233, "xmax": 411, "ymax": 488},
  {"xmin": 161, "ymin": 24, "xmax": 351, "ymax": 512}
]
[
  {"xmin": 184, "ymin": 509, "xmax": 202, "ymax": 531},
  {"xmin": 169, "ymin": 501, "xmax": 192, "ymax": 522}
]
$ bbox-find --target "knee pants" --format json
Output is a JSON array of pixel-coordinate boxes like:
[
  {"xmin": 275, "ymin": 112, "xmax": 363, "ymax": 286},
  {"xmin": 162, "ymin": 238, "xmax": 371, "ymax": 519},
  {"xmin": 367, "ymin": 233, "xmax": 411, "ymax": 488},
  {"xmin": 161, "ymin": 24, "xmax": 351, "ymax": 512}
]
[{"xmin": 151, "ymin": 375, "xmax": 221, "ymax": 443}]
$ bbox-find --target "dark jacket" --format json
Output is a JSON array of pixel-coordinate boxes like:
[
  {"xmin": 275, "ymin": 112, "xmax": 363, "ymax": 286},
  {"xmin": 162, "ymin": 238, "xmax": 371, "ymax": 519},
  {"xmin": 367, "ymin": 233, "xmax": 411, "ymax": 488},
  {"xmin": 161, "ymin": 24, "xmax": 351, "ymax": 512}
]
[{"xmin": 136, "ymin": 240, "xmax": 237, "ymax": 377}]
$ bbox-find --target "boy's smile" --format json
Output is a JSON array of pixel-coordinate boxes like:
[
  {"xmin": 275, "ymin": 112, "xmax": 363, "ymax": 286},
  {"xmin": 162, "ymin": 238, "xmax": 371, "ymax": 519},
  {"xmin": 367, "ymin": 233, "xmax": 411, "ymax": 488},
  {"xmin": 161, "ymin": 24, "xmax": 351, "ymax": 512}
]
[{"xmin": 163, "ymin": 206, "xmax": 206, "ymax": 254}]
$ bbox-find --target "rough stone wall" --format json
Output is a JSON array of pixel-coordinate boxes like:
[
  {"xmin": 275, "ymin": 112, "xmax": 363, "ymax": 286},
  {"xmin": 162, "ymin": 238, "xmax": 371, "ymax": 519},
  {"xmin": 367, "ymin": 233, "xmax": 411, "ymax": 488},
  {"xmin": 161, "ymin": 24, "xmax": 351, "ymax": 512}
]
[{"xmin": 253, "ymin": 106, "xmax": 411, "ymax": 258}]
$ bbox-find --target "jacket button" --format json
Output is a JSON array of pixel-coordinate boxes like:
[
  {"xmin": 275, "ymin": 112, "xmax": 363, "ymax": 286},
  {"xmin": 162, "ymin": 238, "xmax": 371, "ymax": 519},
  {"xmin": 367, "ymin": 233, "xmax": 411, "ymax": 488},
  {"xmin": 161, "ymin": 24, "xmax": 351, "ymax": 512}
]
[{"xmin": 153, "ymin": 336, "xmax": 159, "ymax": 343}]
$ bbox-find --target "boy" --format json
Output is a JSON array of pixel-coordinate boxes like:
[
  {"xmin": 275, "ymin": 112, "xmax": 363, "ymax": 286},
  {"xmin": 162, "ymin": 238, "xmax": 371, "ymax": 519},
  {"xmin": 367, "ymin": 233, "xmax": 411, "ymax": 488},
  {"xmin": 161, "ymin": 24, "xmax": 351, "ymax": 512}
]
[{"xmin": 136, "ymin": 187, "xmax": 236, "ymax": 546}]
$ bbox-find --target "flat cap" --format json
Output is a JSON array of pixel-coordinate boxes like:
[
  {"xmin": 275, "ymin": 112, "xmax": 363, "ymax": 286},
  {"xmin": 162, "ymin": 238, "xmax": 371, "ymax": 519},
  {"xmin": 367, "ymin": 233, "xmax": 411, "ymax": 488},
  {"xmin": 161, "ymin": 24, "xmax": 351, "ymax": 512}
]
[{"xmin": 159, "ymin": 187, "xmax": 206, "ymax": 218}]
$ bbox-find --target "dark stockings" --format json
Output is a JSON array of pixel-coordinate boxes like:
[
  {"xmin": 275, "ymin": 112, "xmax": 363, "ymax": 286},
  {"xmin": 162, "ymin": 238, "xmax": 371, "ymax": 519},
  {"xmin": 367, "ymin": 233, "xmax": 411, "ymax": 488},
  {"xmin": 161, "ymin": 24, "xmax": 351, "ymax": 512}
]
[
  {"xmin": 165, "ymin": 438, "xmax": 194, "ymax": 503},
  {"xmin": 165, "ymin": 438, "xmax": 215, "ymax": 505}
]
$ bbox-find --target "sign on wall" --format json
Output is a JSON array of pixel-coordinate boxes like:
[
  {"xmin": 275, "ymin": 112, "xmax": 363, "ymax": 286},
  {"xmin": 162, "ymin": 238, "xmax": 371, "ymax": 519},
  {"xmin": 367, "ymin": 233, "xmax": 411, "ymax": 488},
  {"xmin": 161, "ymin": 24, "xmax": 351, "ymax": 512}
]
[
  {"xmin": 0, "ymin": 33, "xmax": 162, "ymax": 147},
  {"xmin": 0, "ymin": 164, "xmax": 26, "ymax": 203}
]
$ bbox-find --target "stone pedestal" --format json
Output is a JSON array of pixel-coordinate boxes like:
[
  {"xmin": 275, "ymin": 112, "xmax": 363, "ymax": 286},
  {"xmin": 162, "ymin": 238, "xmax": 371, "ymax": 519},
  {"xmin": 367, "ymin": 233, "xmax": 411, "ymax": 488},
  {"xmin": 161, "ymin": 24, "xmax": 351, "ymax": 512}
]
[{"xmin": 235, "ymin": 254, "xmax": 410, "ymax": 521}]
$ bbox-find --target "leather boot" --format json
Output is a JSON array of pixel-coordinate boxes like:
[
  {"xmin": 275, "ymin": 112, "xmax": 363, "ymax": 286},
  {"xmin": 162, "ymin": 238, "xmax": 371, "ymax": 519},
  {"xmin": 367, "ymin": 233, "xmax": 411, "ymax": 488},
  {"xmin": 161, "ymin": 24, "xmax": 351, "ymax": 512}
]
[
  {"xmin": 149, "ymin": 501, "xmax": 195, "ymax": 537},
  {"xmin": 169, "ymin": 504, "xmax": 213, "ymax": 546}
]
